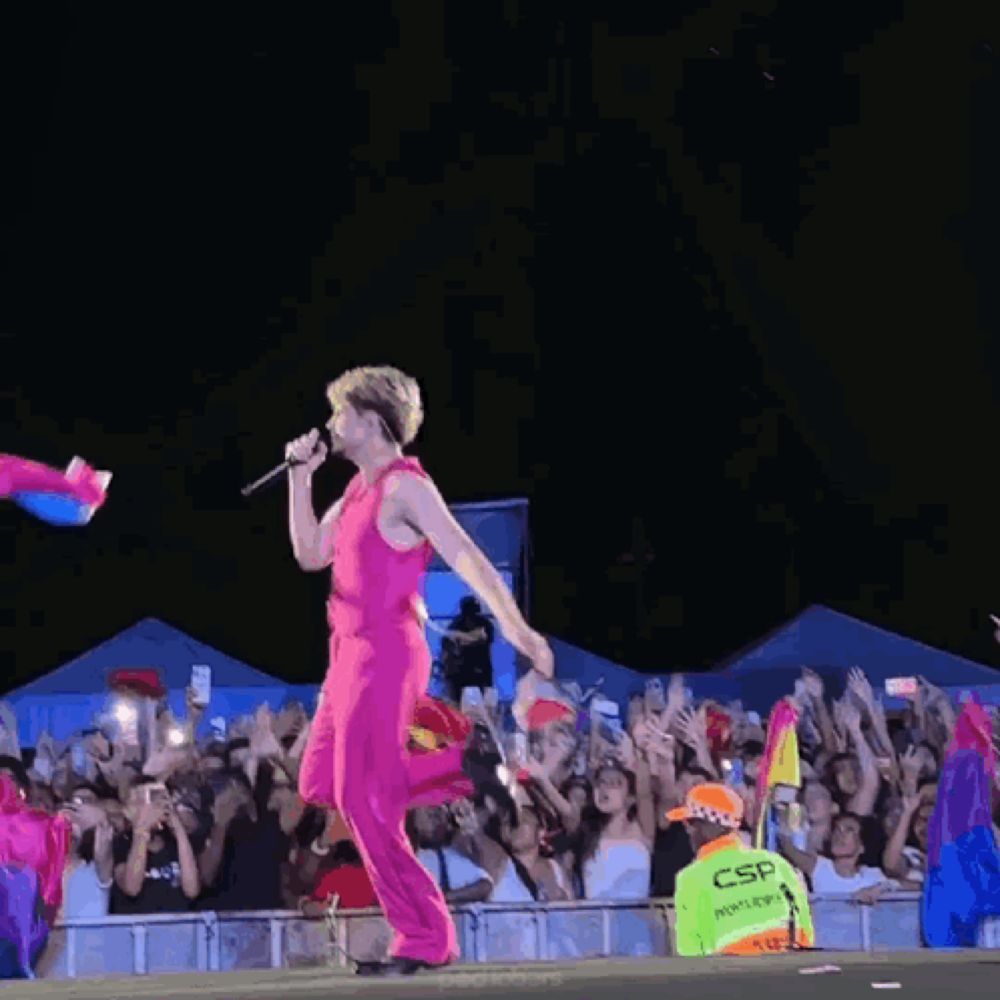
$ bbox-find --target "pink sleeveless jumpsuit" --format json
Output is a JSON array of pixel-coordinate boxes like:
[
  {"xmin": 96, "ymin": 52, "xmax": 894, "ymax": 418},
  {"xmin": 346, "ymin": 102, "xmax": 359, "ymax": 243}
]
[{"xmin": 298, "ymin": 455, "xmax": 473, "ymax": 965}]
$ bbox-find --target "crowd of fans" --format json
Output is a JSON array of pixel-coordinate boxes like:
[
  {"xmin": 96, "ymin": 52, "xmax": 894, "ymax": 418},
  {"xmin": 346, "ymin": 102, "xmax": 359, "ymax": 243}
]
[{"xmin": 2, "ymin": 658, "xmax": 997, "ymax": 931}]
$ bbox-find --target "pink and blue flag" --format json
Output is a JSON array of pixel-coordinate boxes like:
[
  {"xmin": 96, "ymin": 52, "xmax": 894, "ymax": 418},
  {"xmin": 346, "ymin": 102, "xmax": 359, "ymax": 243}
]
[
  {"xmin": 921, "ymin": 696, "xmax": 1000, "ymax": 947},
  {"xmin": 0, "ymin": 453, "xmax": 110, "ymax": 526}
]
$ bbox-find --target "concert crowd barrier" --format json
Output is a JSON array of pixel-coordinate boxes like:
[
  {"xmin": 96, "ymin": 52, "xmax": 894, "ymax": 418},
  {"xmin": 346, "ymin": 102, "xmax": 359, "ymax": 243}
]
[{"xmin": 34, "ymin": 894, "xmax": 1000, "ymax": 979}]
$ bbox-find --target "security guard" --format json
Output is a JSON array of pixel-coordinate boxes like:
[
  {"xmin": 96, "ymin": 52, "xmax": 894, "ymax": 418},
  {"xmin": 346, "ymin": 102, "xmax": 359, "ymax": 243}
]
[{"xmin": 666, "ymin": 783, "xmax": 814, "ymax": 956}]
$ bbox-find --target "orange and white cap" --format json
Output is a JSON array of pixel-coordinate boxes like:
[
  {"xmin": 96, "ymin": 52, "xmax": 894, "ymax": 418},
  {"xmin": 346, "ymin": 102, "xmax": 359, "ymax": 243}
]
[{"xmin": 665, "ymin": 783, "xmax": 744, "ymax": 830}]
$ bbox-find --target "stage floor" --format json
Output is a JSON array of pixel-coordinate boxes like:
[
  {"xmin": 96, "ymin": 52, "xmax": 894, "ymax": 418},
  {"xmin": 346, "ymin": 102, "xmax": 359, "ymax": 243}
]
[{"xmin": 9, "ymin": 950, "xmax": 999, "ymax": 1000}]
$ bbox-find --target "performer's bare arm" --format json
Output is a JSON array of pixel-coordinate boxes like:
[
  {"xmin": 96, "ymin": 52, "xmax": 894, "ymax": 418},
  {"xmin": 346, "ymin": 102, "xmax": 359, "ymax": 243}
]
[
  {"xmin": 394, "ymin": 474, "xmax": 552, "ymax": 676},
  {"xmin": 776, "ymin": 830, "xmax": 818, "ymax": 877},
  {"xmin": 289, "ymin": 474, "xmax": 342, "ymax": 571}
]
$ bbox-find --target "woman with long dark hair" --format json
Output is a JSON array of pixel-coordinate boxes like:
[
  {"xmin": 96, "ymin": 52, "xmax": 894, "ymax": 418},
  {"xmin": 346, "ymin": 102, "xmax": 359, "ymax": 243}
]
[
  {"xmin": 490, "ymin": 802, "xmax": 572, "ymax": 903},
  {"xmin": 575, "ymin": 761, "xmax": 653, "ymax": 900}
]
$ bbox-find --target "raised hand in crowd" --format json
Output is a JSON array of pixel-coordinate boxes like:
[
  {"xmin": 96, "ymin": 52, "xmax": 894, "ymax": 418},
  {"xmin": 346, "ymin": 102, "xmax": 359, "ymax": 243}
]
[
  {"xmin": 918, "ymin": 676, "xmax": 956, "ymax": 746},
  {"xmin": 666, "ymin": 673, "xmax": 686, "ymax": 721},
  {"xmin": 61, "ymin": 800, "xmax": 105, "ymax": 838},
  {"xmin": 899, "ymin": 745, "xmax": 922, "ymax": 797},
  {"xmin": 839, "ymin": 698, "xmax": 863, "ymax": 738},
  {"xmin": 28, "ymin": 730, "xmax": 58, "ymax": 783},
  {"xmin": 596, "ymin": 730, "xmax": 636, "ymax": 774},
  {"xmin": 0, "ymin": 701, "xmax": 21, "ymax": 759},
  {"xmin": 874, "ymin": 753, "xmax": 900, "ymax": 791},
  {"xmin": 283, "ymin": 719, "xmax": 312, "ymax": 781},
  {"xmin": 633, "ymin": 718, "xmax": 675, "ymax": 773},
  {"xmin": 228, "ymin": 716, "xmax": 254, "ymax": 740},
  {"xmin": 917, "ymin": 676, "xmax": 948, "ymax": 714},
  {"xmin": 830, "ymin": 698, "xmax": 851, "ymax": 753},
  {"xmin": 95, "ymin": 739, "xmax": 129, "ymax": 797},
  {"xmin": 184, "ymin": 685, "xmax": 206, "ymax": 724},
  {"xmin": 788, "ymin": 679, "xmax": 806, "ymax": 715},
  {"xmin": 162, "ymin": 799, "xmax": 201, "ymax": 899},
  {"xmin": 524, "ymin": 756, "xmax": 552, "ymax": 784},
  {"xmin": 249, "ymin": 706, "xmax": 283, "ymax": 759},
  {"xmin": 617, "ymin": 730, "xmax": 637, "ymax": 772},
  {"xmin": 848, "ymin": 666, "xmax": 895, "ymax": 758},
  {"xmin": 882, "ymin": 790, "xmax": 922, "ymax": 881},
  {"xmin": 847, "ymin": 666, "xmax": 876, "ymax": 711},
  {"xmin": 142, "ymin": 746, "xmax": 189, "ymax": 781},
  {"xmin": 675, "ymin": 705, "xmax": 718, "ymax": 780},
  {"xmin": 837, "ymin": 697, "xmax": 881, "ymax": 817},
  {"xmin": 675, "ymin": 706, "xmax": 707, "ymax": 748},
  {"xmin": 134, "ymin": 796, "xmax": 169, "ymax": 836},
  {"xmin": 799, "ymin": 668, "xmax": 842, "ymax": 765}
]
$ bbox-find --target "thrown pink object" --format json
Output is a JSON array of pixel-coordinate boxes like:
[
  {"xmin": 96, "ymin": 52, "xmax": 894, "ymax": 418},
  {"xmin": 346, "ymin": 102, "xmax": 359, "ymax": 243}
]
[
  {"xmin": 0, "ymin": 774, "xmax": 71, "ymax": 912},
  {"xmin": 0, "ymin": 454, "xmax": 109, "ymax": 507},
  {"xmin": 298, "ymin": 455, "xmax": 471, "ymax": 967}
]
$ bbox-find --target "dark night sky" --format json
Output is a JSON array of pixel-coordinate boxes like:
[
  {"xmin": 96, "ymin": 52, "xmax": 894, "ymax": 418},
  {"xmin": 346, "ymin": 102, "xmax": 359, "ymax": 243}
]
[{"xmin": 3, "ymin": 2, "xmax": 1000, "ymax": 689}]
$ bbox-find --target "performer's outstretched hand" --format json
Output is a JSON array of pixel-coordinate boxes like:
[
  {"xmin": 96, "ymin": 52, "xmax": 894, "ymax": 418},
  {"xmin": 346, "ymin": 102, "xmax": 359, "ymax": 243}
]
[{"xmin": 522, "ymin": 628, "xmax": 554, "ymax": 679}]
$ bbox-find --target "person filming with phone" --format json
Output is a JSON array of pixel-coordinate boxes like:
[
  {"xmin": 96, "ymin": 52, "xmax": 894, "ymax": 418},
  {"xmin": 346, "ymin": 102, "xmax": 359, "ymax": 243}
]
[{"xmin": 111, "ymin": 777, "xmax": 201, "ymax": 914}]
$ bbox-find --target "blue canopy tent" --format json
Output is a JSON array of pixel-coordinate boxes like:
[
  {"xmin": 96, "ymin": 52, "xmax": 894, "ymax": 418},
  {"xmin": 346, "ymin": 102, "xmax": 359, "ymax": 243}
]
[
  {"xmin": 546, "ymin": 636, "xmax": 649, "ymax": 709},
  {"xmin": 705, "ymin": 604, "xmax": 1000, "ymax": 714},
  {"xmin": 1, "ymin": 618, "xmax": 315, "ymax": 747},
  {"xmin": 524, "ymin": 637, "xmax": 739, "ymax": 712}
]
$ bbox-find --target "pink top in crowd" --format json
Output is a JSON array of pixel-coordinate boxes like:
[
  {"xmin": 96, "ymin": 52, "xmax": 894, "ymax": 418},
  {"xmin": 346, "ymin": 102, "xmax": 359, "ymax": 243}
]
[{"xmin": 0, "ymin": 773, "xmax": 71, "ymax": 910}]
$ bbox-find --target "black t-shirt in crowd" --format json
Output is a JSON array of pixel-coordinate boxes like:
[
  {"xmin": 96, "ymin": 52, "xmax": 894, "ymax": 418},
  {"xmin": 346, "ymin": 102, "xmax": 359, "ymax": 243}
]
[
  {"xmin": 651, "ymin": 823, "xmax": 695, "ymax": 899},
  {"xmin": 111, "ymin": 831, "xmax": 192, "ymax": 915},
  {"xmin": 198, "ymin": 810, "xmax": 290, "ymax": 911}
]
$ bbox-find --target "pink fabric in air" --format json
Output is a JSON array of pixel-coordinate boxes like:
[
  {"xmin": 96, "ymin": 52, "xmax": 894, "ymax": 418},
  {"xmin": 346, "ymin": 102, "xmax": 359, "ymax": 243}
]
[{"xmin": 0, "ymin": 774, "xmax": 71, "ymax": 911}]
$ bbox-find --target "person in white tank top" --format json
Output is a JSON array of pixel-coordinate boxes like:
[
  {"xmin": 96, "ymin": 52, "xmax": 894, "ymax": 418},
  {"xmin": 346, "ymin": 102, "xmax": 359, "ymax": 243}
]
[
  {"xmin": 58, "ymin": 793, "xmax": 114, "ymax": 920},
  {"xmin": 490, "ymin": 803, "xmax": 572, "ymax": 903},
  {"xmin": 578, "ymin": 762, "xmax": 653, "ymax": 900}
]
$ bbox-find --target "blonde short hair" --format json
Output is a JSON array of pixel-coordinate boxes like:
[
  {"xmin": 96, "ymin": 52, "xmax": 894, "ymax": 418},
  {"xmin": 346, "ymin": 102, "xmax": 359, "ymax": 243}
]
[{"xmin": 326, "ymin": 366, "xmax": 424, "ymax": 446}]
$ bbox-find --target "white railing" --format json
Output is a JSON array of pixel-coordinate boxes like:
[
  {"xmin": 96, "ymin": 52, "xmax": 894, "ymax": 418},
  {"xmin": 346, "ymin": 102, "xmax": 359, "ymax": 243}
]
[{"xmin": 35, "ymin": 893, "xmax": 998, "ymax": 979}]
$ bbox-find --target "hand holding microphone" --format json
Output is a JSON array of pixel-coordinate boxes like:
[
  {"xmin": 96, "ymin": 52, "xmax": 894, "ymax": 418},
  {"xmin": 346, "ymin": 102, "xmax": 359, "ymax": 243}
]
[
  {"xmin": 285, "ymin": 429, "xmax": 328, "ymax": 476},
  {"xmin": 241, "ymin": 428, "xmax": 329, "ymax": 497}
]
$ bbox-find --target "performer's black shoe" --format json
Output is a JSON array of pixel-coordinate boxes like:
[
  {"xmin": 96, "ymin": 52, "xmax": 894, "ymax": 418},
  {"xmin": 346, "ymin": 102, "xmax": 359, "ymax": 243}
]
[{"xmin": 354, "ymin": 956, "xmax": 452, "ymax": 977}]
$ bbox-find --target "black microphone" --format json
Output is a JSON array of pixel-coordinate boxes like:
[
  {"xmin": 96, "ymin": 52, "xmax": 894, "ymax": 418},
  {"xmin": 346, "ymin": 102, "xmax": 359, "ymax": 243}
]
[{"xmin": 240, "ymin": 430, "xmax": 329, "ymax": 497}]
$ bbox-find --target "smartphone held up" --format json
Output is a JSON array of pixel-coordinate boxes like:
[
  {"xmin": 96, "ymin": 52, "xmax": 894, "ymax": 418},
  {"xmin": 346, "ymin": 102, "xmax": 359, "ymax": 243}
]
[
  {"xmin": 190, "ymin": 665, "xmax": 212, "ymax": 708},
  {"xmin": 885, "ymin": 676, "xmax": 918, "ymax": 699},
  {"xmin": 142, "ymin": 782, "xmax": 169, "ymax": 806}
]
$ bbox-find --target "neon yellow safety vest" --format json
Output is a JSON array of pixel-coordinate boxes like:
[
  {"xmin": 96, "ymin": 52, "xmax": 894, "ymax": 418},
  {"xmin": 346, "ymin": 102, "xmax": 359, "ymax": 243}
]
[{"xmin": 673, "ymin": 833, "xmax": 815, "ymax": 956}]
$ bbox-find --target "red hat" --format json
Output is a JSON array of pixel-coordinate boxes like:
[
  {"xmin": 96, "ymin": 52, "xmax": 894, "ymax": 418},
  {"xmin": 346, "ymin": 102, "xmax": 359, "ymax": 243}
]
[
  {"xmin": 525, "ymin": 698, "xmax": 574, "ymax": 731},
  {"xmin": 108, "ymin": 668, "xmax": 166, "ymax": 700}
]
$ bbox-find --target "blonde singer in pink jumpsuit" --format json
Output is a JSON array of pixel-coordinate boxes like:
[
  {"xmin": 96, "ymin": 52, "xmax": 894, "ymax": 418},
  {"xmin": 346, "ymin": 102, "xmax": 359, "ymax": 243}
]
[{"xmin": 287, "ymin": 367, "xmax": 553, "ymax": 976}]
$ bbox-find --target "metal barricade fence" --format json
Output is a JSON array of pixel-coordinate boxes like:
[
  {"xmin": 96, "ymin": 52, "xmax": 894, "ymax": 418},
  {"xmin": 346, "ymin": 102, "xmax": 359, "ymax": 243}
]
[{"xmin": 40, "ymin": 894, "xmax": 999, "ymax": 979}]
